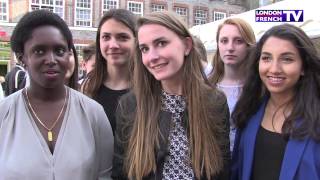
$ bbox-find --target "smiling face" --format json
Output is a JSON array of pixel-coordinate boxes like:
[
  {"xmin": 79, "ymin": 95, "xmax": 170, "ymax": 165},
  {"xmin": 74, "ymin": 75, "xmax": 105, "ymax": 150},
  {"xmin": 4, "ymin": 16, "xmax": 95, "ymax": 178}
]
[
  {"xmin": 99, "ymin": 18, "xmax": 135, "ymax": 67},
  {"xmin": 22, "ymin": 25, "xmax": 70, "ymax": 89},
  {"xmin": 259, "ymin": 36, "xmax": 304, "ymax": 98},
  {"xmin": 218, "ymin": 24, "xmax": 249, "ymax": 67},
  {"xmin": 138, "ymin": 24, "xmax": 192, "ymax": 87}
]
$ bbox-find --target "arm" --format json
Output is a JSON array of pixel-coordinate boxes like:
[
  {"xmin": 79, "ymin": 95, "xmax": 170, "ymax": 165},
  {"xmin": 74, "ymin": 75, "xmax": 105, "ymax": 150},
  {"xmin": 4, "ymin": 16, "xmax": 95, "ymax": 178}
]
[{"xmin": 95, "ymin": 105, "xmax": 114, "ymax": 180}]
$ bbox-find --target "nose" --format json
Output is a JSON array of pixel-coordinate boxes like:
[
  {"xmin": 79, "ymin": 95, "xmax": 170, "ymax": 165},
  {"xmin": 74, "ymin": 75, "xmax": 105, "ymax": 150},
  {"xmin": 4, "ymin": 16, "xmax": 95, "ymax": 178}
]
[
  {"xmin": 144, "ymin": 48, "xmax": 159, "ymax": 63},
  {"xmin": 226, "ymin": 41, "xmax": 235, "ymax": 52},
  {"xmin": 44, "ymin": 52, "xmax": 57, "ymax": 65},
  {"xmin": 269, "ymin": 60, "xmax": 282, "ymax": 74},
  {"xmin": 109, "ymin": 38, "xmax": 120, "ymax": 49}
]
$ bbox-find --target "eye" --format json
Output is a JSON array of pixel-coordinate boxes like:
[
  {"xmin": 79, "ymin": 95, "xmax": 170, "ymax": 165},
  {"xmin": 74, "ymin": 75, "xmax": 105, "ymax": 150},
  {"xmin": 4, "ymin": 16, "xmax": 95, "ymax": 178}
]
[
  {"xmin": 157, "ymin": 41, "xmax": 167, "ymax": 47},
  {"xmin": 235, "ymin": 38, "xmax": 244, "ymax": 45},
  {"xmin": 219, "ymin": 38, "xmax": 228, "ymax": 44},
  {"xmin": 56, "ymin": 47, "xmax": 66, "ymax": 56},
  {"xmin": 139, "ymin": 46, "xmax": 149, "ymax": 54},
  {"xmin": 101, "ymin": 34, "xmax": 110, "ymax": 41},
  {"xmin": 33, "ymin": 49, "xmax": 44, "ymax": 55},
  {"xmin": 260, "ymin": 55, "xmax": 271, "ymax": 62},
  {"xmin": 281, "ymin": 56, "xmax": 294, "ymax": 63},
  {"xmin": 118, "ymin": 34, "xmax": 130, "ymax": 41}
]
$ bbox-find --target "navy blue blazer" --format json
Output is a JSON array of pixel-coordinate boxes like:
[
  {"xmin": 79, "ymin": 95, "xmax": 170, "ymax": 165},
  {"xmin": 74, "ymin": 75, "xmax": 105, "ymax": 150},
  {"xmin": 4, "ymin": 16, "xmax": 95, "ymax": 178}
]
[{"xmin": 231, "ymin": 100, "xmax": 320, "ymax": 180}]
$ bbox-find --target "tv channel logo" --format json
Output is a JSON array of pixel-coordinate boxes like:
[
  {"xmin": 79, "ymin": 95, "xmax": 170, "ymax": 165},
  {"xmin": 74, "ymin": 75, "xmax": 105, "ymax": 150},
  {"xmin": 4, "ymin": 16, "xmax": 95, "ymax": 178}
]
[{"xmin": 255, "ymin": 10, "xmax": 303, "ymax": 22}]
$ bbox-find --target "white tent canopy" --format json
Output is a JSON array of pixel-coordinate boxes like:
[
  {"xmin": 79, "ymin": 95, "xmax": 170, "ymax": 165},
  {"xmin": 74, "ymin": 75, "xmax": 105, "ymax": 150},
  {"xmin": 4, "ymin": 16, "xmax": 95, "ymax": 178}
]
[{"xmin": 190, "ymin": 0, "xmax": 320, "ymax": 51}]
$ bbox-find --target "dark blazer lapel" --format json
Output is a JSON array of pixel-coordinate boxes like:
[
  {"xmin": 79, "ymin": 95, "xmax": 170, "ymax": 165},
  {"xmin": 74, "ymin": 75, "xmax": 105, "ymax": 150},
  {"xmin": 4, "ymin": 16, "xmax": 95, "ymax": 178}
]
[
  {"xmin": 242, "ymin": 100, "xmax": 267, "ymax": 180},
  {"xmin": 279, "ymin": 136, "xmax": 309, "ymax": 180}
]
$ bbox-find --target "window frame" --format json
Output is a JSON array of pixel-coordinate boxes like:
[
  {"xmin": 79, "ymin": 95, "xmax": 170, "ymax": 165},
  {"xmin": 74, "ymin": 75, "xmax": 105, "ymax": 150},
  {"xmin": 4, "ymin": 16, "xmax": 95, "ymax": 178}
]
[
  {"xmin": 102, "ymin": 0, "xmax": 119, "ymax": 15},
  {"xmin": 29, "ymin": 0, "xmax": 65, "ymax": 19},
  {"xmin": 194, "ymin": 9, "xmax": 207, "ymax": 25},
  {"xmin": 0, "ymin": 0, "xmax": 8, "ymax": 22},
  {"xmin": 74, "ymin": 0, "xmax": 93, "ymax": 27},
  {"xmin": 151, "ymin": 4, "xmax": 165, "ymax": 12},
  {"xmin": 213, "ymin": 11, "xmax": 226, "ymax": 21},
  {"xmin": 127, "ymin": 1, "xmax": 143, "ymax": 16}
]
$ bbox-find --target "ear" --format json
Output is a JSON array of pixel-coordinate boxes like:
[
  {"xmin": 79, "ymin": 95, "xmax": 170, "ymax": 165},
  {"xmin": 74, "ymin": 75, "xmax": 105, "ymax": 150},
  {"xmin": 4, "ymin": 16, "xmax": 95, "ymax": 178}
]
[{"xmin": 184, "ymin": 37, "xmax": 193, "ymax": 56}]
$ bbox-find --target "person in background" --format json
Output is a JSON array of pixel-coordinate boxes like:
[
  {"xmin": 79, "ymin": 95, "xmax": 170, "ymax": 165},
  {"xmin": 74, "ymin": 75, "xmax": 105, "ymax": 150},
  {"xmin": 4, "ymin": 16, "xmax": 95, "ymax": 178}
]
[
  {"xmin": 112, "ymin": 12, "xmax": 230, "ymax": 180},
  {"xmin": 231, "ymin": 24, "xmax": 320, "ymax": 180},
  {"xmin": 193, "ymin": 36, "xmax": 212, "ymax": 77},
  {"xmin": 79, "ymin": 43, "xmax": 96, "ymax": 84},
  {"xmin": 3, "ymin": 61, "xmax": 26, "ymax": 96},
  {"xmin": 81, "ymin": 9, "xmax": 136, "ymax": 134},
  {"xmin": 0, "ymin": 10, "xmax": 113, "ymax": 179},
  {"xmin": 82, "ymin": 43, "xmax": 96, "ymax": 75},
  {"xmin": 209, "ymin": 18, "xmax": 256, "ymax": 151},
  {"xmin": 65, "ymin": 45, "xmax": 79, "ymax": 90}
]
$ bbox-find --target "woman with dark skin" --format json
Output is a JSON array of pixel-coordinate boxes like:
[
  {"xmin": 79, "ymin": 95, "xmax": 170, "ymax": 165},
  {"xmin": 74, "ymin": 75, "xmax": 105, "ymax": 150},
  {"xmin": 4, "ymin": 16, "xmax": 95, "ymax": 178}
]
[{"xmin": 0, "ymin": 10, "xmax": 113, "ymax": 179}]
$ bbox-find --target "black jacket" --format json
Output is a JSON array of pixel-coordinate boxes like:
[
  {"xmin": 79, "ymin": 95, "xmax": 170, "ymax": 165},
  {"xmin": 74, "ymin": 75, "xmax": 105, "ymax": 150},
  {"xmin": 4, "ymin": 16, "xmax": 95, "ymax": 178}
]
[{"xmin": 112, "ymin": 91, "xmax": 230, "ymax": 180}]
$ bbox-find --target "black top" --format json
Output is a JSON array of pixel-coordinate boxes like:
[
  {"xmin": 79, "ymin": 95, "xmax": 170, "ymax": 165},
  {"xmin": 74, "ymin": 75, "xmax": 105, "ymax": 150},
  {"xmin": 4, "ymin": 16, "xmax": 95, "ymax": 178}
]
[
  {"xmin": 94, "ymin": 85, "xmax": 129, "ymax": 134},
  {"xmin": 112, "ymin": 91, "xmax": 231, "ymax": 180},
  {"xmin": 251, "ymin": 126, "xmax": 287, "ymax": 180}
]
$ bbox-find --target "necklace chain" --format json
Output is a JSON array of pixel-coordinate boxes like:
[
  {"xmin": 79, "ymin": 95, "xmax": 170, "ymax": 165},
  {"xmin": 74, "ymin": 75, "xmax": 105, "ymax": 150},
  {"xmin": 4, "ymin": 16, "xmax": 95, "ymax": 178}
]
[{"xmin": 25, "ymin": 87, "xmax": 68, "ymax": 142}]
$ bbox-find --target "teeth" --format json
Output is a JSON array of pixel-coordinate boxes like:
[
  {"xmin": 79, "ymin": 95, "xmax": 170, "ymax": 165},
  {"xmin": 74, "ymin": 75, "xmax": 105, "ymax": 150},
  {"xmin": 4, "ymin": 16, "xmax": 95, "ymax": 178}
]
[
  {"xmin": 153, "ymin": 64, "xmax": 165, "ymax": 69},
  {"xmin": 268, "ymin": 76, "xmax": 284, "ymax": 82}
]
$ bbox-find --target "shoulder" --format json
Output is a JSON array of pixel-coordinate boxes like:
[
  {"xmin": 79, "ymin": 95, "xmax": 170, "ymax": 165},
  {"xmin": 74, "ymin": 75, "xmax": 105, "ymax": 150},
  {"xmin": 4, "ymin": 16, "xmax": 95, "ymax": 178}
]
[
  {"xmin": 0, "ymin": 91, "xmax": 23, "ymax": 126},
  {"xmin": 69, "ymin": 88, "xmax": 106, "ymax": 117}
]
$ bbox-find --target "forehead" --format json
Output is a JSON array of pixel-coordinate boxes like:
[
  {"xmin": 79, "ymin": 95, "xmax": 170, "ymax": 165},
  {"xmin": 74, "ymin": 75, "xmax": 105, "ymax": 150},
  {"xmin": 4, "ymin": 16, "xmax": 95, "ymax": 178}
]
[
  {"xmin": 138, "ymin": 24, "xmax": 176, "ymax": 43},
  {"xmin": 219, "ymin": 24, "xmax": 242, "ymax": 39},
  {"xmin": 25, "ymin": 26, "xmax": 67, "ymax": 47},
  {"xmin": 262, "ymin": 36, "xmax": 298, "ymax": 54},
  {"xmin": 100, "ymin": 18, "xmax": 133, "ymax": 35}
]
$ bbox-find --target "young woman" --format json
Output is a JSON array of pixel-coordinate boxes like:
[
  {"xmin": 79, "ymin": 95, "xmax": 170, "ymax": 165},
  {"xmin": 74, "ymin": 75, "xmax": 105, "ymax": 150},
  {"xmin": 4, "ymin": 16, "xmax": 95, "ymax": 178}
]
[
  {"xmin": 209, "ymin": 18, "xmax": 256, "ymax": 151},
  {"xmin": 81, "ymin": 9, "xmax": 136, "ymax": 134},
  {"xmin": 112, "ymin": 12, "xmax": 230, "ymax": 180},
  {"xmin": 231, "ymin": 24, "xmax": 320, "ymax": 180},
  {"xmin": 0, "ymin": 10, "xmax": 113, "ymax": 179}
]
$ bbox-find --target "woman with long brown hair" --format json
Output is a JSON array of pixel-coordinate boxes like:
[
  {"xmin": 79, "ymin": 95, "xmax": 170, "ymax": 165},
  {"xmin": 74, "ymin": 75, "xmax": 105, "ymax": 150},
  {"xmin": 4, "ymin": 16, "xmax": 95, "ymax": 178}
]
[
  {"xmin": 209, "ymin": 18, "xmax": 256, "ymax": 151},
  {"xmin": 112, "ymin": 12, "xmax": 230, "ymax": 180},
  {"xmin": 81, "ymin": 9, "xmax": 136, "ymax": 134}
]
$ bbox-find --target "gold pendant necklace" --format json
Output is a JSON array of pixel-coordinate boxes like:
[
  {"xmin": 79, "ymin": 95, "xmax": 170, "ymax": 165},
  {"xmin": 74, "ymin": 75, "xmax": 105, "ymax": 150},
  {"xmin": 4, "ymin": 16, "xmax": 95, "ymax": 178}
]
[{"xmin": 25, "ymin": 87, "xmax": 68, "ymax": 142}]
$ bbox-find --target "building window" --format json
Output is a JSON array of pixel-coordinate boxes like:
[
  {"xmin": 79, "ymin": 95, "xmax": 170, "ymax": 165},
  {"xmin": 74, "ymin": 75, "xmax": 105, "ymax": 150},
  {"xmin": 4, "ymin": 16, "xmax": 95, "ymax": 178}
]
[
  {"xmin": 127, "ymin": 1, "xmax": 143, "ymax": 16},
  {"xmin": 194, "ymin": 9, "xmax": 207, "ymax": 25},
  {"xmin": 213, "ymin": 11, "xmax": 226, "ymax": 21},
  {"xmin": 0, "ymin": 0, "xmax": 8, "ymax": 22},
  {"xmin": 151, "ymin": 4, "xmax": 165, "ymax": 12},
  {"xmin": 75, "ymin": 0, "xmax": 92, "ymax": 27},
  {"xmin": 175, "ymin": 7, "xmax": 187, "ymax": 17},
  {"xmin": 102, "ymin": 0, "xmax": 119, "ymax": 14},
  {"xmin": 30, "ymin": 0, "xmax": 64, "ymax": 18}
]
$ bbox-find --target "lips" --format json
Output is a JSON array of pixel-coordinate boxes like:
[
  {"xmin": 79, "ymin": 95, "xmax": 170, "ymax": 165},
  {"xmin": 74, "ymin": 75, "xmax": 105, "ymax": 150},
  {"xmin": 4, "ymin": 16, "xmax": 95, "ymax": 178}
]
[
  {"xmin": 267, "ymin": 76, "xmax": 286, "ymax": 85},
  {"xmin": 225, "ymin": 55, "xmax": 237, "ymax": 58},
  {"xmin": 43, "ymin": 69, "xmax": 59, "ymax": 78},
  {"xmin": 151, "ymin": 63, "xmax": 168, "ymax": 70}
]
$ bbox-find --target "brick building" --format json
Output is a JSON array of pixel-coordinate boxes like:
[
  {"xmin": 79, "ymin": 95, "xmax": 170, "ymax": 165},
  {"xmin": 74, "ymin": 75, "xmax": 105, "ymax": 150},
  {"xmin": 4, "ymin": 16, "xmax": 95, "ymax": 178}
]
[{"xmin": 0, "ymin": 0, "xmax": 247, "ymax": 76}]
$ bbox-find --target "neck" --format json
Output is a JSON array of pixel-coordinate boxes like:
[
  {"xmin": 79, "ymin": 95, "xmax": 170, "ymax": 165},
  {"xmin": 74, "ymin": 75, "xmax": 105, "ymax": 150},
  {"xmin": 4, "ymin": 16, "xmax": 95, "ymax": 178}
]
[
  {"xmin": 105, "ymin": 64, "xmax": 130, "ymax": 90},
  {"xmin": 161, "ymin": 79, "xmax": 183, "ymax": 95},
  {"xmin": 269, "ymin": 91, "xmax": 294, "ymax": 108},
  {"xmin": 27, "ymin": 83, "xmax": 66, "ymax": 102},
  {"xmin": 220, "ymin": 64, "xmax": 244, "ymax": 85}
]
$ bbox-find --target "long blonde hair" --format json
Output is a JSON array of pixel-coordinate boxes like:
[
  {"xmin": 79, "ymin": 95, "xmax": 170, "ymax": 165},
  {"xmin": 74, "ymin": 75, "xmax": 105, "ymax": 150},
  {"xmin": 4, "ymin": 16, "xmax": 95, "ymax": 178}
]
[
  {"xmin": 209, "ymin": 18, "xmax": 256, "ymax": 84},
  {"xmin": 125, "ymin": 11, "xmax": 227, "ymax": 179}
]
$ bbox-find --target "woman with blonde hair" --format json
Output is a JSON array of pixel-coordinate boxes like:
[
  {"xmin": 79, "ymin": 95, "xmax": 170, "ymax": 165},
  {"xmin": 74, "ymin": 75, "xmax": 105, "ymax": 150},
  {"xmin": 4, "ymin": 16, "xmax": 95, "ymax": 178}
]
[
  {"xmin": 112, "ymin": 12, "xmax": 230, "ymax": 180},
  {"xmin": 209, "ymin": 18, "xmax": 256, "ymax": 151}
]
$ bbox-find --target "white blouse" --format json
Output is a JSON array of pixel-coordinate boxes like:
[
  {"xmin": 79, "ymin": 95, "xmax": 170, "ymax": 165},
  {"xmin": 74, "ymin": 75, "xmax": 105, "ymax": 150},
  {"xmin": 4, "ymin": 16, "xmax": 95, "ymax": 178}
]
[{"xmin": 0, "ymin": 88, "xmax": 113, "ymax": 180}]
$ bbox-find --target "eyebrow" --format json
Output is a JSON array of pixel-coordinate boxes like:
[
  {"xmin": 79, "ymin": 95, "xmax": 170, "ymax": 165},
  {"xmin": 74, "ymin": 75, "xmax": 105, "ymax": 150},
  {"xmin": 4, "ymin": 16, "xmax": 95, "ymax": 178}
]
[
  {"xmin": 261, "ymin": 51, "xmax": 296, "ymax": 56},
  {"xmin": 138, "ymin": 37, "xmax": 166, "ymax": 47}
]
